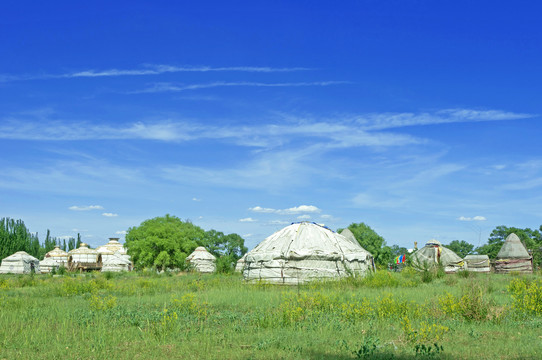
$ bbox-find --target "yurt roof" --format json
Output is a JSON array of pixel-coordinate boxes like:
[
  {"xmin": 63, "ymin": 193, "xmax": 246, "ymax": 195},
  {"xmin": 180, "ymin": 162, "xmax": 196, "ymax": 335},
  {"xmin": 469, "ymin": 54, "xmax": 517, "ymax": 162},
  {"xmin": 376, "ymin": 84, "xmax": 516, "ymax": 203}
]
[
  {"xmin": 464, "ymin": 254, "xmax": 489, "ymax": 261},
  {"xmin": 236, "ymin": 254, "xmax": 246, "ymax": 264},
  {"xmin": 246, "ymin": 222, "xmax": 372, "ymax": 263},
  {"xmin": 45, "ymin": 245, "xmax": 68, "ymax": 258},
  {"xmin": 497, "ymin": 233, "xmax": 531, "ymax": 259},
  {"xmin": 412, "ymin": 241, "xmax": 463, "ymax": 266},
  {"xmin": 339, "ymin": 228, "xmax": 361, "ymax": 246},
  {"xmin": 425, "ymin": 239, "xmax": 442, "ymax": 246},
  {"xmin": 2, "ymin": 251, "xmax": 39, "ymax": 262},
  {"xmin": 186, "ymin": 246, "xmax": 216, "ymax": 261},
  {"xmin": 103, "ymin": 253, "xmax": 131, "ymax": 265},
  {"xmin": 68, "ymin": 243, "xmax": 97, "ymax": 255},
  {"xmin": 96, "ymin": 238, "xmax": 127, "ymax": 254}
]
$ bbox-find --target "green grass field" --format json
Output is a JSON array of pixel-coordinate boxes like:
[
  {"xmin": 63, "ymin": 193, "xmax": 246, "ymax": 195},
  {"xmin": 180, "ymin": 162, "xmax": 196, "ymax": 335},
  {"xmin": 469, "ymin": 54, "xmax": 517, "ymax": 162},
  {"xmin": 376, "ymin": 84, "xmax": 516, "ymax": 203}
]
[{"xmin": 0, "ymin": 270, "xmax": 541, "ymax": 359}]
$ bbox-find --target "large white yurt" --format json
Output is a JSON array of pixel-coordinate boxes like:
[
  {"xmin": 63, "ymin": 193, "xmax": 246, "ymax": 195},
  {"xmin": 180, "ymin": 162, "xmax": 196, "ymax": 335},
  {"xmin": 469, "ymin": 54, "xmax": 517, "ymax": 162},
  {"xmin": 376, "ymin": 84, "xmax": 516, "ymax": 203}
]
[
  {"xmin": 243, "ymin": 222, "xmax": 374, "ymax": 284},
  {"xmin": 0, "ymin": 251, "xmax": 40, "ymax": 274},
  {"xmin": 96, "ymin": 238, "xmax": 131, "ymax": 264},
  {"xmin": 235, "ymin": 254, "xmax": 246, "ymax": 273},
  {"xmin": 68, "ymin": 243, "xmax": 102, "ymax": 271},
  {"xmin": 186, "ymin": 247, "xmax": 216, "ymax": 273},
  {"xmin": 495, "ymin": 233, "xmax": 533, "ymax": 273},
  {"xmin": 40, "ymin": 245, "xmax": 68, "ymax": 273},
  {"xmin": 411, "ymin": 240, "xmax": 466, "ymax": 273},
  {"xmin": 101, "ymin": 252, "xmax": 132, "ymax": 272}
]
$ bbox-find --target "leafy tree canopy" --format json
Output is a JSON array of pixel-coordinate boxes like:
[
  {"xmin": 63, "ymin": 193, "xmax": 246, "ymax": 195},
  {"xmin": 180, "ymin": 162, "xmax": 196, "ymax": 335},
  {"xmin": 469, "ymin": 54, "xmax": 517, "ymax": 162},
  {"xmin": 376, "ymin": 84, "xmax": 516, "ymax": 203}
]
[
  {"xmin": 445, "ymin": 240, "xmax": 474, "ymax": 258},
  {"xmin": 125, "ymin": 214, "xmax": 205, "ymax": 270}
]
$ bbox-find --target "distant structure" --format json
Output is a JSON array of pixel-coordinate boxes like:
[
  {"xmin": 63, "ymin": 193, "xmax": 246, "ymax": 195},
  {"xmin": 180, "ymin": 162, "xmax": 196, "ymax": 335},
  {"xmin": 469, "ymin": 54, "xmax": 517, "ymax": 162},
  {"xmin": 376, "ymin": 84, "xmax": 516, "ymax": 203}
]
[
  {"xmin": 68, "ymin": 243, "xmax": 102, "ymax": 272},
  {"xmin": 495, "ymin": 233, "xmax": 533, "ymax": 273},
  {"xmin": 411, "ymin": 240, "xmax": 466, "ymax": 273},
  {"xmin": 186, "ymin": 247, "xmax": 216, "ymax": 273},
  {"xmin": 40, "ymin": 245, "xmax": 68, "ymax": 273},
  {"xmin": 0, "ymin": 251, "xmax": 40, "ymax": 274},
  {"xmin": 235, "ymin": 254, "xmax": 246, "ymax": 273},
  {"xmin": 96, "ymin": 238, "xmax": 132, "ymax": 271},
  {"xmin": 244, "ymin": 222, "xmax": 374, "ymax": 284},
  {"xmin": 464, "ymin": 254, "xmax": 491, "ymax": 273}
]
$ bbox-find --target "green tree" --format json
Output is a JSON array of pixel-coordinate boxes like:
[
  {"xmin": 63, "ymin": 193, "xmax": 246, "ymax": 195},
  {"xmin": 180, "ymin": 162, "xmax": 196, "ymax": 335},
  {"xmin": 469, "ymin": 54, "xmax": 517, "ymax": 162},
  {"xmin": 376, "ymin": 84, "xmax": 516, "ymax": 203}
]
[
  {"xmin": 125, "ymin": 214, "xmax": 206, "ymax": 270},
  {"xmin": 339, "ymin": 223, "xmax": 389, "ymax": 266},
  {"xmin": 446, "ymin": 240, "xmax": 474, "ymax": 258},
  {"xmin": 68, "ymin": 237, "xmax": 76, "ymax": 251}
]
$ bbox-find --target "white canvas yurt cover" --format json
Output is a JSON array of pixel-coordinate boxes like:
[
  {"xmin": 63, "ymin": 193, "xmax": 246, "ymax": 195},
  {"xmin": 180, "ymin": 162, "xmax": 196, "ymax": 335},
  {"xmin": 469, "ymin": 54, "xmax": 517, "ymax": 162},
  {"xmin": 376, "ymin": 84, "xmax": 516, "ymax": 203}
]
[
  {"xmin": 0, "ymin": 251, "xmax": 40, "ymax": 274},
  {"xmin": 96, "ymin": 238, "xmax": 131, "ymax": 265},
  {"xmin": 235, "ymin": 254, "xmax": 246, "ymax": 273},
  {"xmin": 102, "ymin": 252, "xmax": 132, "ymax": 272},
  {"xmin": 411, "ymin": 240, "xmax": 466, "ymax": 273},
  {"xmin": 40, "ymin": 245, "xmax": 68, "ymax": 273},
  {"xmin": 243, "ymin": 222, "xmax": 374, "ymax": 284},
  {"xmin": 464, "ymin": 255, "xmax": 490, "ymax": 273},
  {"xmin": 495, "ymin": 233, "xmax": 533, "ymax": 273},
  {"xmin": 68, "ymin": 243, "xmax": 102, "ymax": 271},
  {"xmin": 186, "ymin": 246, "xmax": 216, "ymax": 273}
]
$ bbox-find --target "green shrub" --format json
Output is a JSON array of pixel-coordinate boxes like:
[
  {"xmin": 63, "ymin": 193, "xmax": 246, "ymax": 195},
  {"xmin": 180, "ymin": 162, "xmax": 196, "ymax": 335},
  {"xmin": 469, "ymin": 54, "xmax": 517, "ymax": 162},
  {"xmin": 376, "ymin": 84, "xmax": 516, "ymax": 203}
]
[{"xmin": 508, "ymin": 278, "xmax": 542, "ymax": 316}]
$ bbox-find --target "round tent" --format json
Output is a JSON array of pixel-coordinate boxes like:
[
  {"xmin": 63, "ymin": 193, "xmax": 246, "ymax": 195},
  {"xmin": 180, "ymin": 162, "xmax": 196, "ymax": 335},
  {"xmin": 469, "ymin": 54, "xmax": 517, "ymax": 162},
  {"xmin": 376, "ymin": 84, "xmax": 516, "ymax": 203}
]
[
  {"xmin": 0, "ymin": 251, "xmax": 40, "ymax": 274},
  {"xmin": 411, "ymin": 240, "xmax": 466, "ymax": 273},
  {"xmin": 40, "ymin": 245, "xmax": 68, "ymax": 273},
  {"xmin": 96, "ymin": 238, "xmax": 131, "ymax": 265},
  {"xmin": 102, "ymin": 252, "xmax": 132, "ymax": 272},
  {"xmin": 243, "ymin": 222, "xmax": 374, "ymax": 284},
  {"xmin": 495, "ymin": 233, "xmax": 533, "ymax": 273},
  {"xmin": 464, "ymin": 255, "xmax": 491, "ymax": 273},
  {"xmin": 68, "ymin": 243, "xmax": 102, "ymax": 271},
  {"xmin": 235, "ymin": 254, "xmax": 246, "ymax": 273},
  {"xmin": 186, "ymin": 246, "xmax": 216, "ymax": 273}
]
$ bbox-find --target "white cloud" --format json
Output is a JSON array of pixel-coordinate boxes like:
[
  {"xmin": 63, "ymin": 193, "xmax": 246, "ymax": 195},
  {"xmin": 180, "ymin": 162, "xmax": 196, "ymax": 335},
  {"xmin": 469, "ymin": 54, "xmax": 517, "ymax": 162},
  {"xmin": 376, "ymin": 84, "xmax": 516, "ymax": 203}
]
[
  {"xmin": 249, "ymin": 206, "xmax": 277, "ymax": 213},
  {"xmin": 297, "ymin": 215, "xmax": 311, "ymax": 220},
  {"xmin": 243, "ymin": 233, "xmax": 253, "ymax": 238},
  {"xmin": 134, "ymin": 81, "xmax": 349, "ymax": 93},
  {"xmin": 239, "ymin": 217, "xmax": 257, "ymax": 222},
  {"xmin": 102, "ymin": 213, "xmax": 118, "ymax": 217},
  {"xmin": 457, "ymin": 216, "xmax": 487, "ymax": 221},
  {"xmin": 278, "ymin": 205, "xmax": 321, "ymax": 214},
  {"xmin": 115, "ymin": 230, "xmax": 127, "ymax": 235},
  {"xmin": 268, "ymin": 220, "xmax": 290, "ymax": 225},
  {"xmin": 192, "ymin": 197, "xmax": 201, "ymax": 201},
  {"xmin": 69, "ymin": 205, "xmax": 103, "ymax": 211},
  {"xmin": 320, "ymin": 214, "xmax": 333, "ymax": 219}
]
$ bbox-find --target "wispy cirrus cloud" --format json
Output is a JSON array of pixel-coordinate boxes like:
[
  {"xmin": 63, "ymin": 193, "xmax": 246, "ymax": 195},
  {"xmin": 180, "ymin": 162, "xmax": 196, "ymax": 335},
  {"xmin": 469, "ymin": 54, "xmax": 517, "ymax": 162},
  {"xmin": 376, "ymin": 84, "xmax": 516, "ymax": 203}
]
[
  {"xmin": 0, "ymin": 65, "xmax": 311, "ymax": 82},
  {"xmin": 132, "ymin": 81, "xmax": 349, "ymax": 93},
  {"xmin": 102, "ymin": 213, "xmax": 118, "ymax": 217},
  {"xmin": 69, "ymin": 205, "xmax": 104, "ymax": 211},
  {"xmin": 249, "ymin": 205, "xmax": 321, "ymax": 215},
  {"xmin": 457, "ymin": 216, "xmax": 487, "ymax": 221},
  {"xmin": 239, "ymin": 217, "xmax": 257, "ymax": 222}
]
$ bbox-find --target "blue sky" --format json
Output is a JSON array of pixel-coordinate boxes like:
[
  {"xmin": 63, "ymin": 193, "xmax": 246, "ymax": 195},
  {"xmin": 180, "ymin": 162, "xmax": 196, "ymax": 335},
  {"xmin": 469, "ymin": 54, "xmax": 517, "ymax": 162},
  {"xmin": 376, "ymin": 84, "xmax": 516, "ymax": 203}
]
[{"xmin": 1, "ymin": 1, "xmax": 541, "ymax": 250}]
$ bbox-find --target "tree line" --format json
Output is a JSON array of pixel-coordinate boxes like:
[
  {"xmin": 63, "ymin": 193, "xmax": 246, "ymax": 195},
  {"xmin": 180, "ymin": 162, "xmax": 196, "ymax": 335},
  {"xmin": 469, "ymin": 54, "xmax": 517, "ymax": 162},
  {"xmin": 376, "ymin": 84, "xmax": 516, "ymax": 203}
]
[{"xmin": 0, "ymin": 218, "xmax": 82, "ymax": 260}]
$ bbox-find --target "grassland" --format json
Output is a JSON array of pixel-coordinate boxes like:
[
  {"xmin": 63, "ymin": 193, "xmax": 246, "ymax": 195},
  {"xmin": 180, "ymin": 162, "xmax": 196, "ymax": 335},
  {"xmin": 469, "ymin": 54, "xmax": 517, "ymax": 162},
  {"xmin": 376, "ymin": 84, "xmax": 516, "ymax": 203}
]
[{"xmin": 0, "ymin": 269, "xmax": 541, "ymax": 359}]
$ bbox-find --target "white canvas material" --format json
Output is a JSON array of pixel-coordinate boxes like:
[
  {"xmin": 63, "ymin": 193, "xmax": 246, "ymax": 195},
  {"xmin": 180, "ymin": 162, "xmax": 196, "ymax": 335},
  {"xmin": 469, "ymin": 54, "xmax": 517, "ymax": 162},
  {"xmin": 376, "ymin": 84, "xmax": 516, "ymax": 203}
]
[
  {"xmin": 68, "ymin": 243, "xmax": 100, "ymax": 264},
  {"xmin": 102, "ymin": 251, "xmax": 132, "ymax": 272},
  {"xmin": 96, "ymin": 238, "xmax": 131, "ymax": 266},
  {"xmin": 186, "ymin": 246, "xmax": 216, "ymax": 273},
  {"xmin": 411, "ymin": 240, "xmax": 466, "ymax": 273},
  {"xmin": 495, "ymin": 233, "xmax": 532, "ymax": 273},
  {"xmin": 235, "ymin": 254, "xmax": 246, "ymax": 273},
  {"xmin": 40, "ymin": 246, "xmax": 68, "ymax": 273},
  {"xmin": 0, "ymin": 251, "xmax": 41, "ymax": 274},
  {"xmin": 464, "ymin": 255, "xmax": 490, "ymax": 273},
  {"xmin": 243, "ymin": 222, "xmax": 374, "ymax": 284}
]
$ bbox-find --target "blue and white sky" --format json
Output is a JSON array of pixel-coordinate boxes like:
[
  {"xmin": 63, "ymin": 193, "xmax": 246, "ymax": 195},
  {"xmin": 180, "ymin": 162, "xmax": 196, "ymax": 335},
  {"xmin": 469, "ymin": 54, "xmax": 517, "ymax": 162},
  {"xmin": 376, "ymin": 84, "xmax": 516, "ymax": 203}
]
[{"xmin": 1, "ymin": 1, "xmax": 541, "ymax": 250}]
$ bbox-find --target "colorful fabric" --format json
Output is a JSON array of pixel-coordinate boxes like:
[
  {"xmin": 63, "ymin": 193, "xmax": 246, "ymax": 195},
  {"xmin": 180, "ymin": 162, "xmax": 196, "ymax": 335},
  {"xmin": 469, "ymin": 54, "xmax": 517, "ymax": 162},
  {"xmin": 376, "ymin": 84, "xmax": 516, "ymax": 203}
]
[{"xmin": 395, "ymin": 254, "xmax": 406, "ymax": 264}]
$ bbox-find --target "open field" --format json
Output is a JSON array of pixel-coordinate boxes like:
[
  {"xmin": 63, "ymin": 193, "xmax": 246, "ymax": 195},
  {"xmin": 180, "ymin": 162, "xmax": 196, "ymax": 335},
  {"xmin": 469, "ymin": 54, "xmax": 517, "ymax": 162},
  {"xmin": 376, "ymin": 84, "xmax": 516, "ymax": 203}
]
[{"xmin": 0, "ymin": 270, "xmax": 541, "ymax": 359}]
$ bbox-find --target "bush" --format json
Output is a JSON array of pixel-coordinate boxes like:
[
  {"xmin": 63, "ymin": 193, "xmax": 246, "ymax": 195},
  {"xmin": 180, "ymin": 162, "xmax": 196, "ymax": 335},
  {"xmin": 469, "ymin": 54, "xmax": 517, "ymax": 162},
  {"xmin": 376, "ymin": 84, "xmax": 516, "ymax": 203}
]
[{"xmin": 508, "ymin": 278, "xmax": 542, "ymax": 316}]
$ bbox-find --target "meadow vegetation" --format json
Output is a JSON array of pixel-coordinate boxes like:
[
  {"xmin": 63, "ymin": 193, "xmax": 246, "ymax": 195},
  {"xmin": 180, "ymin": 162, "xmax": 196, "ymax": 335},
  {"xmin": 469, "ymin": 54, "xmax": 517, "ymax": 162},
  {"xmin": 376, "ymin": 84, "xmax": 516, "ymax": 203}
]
[{"xmin": 0, "ymin": 269, "xmax": 540, "ymax": 359}]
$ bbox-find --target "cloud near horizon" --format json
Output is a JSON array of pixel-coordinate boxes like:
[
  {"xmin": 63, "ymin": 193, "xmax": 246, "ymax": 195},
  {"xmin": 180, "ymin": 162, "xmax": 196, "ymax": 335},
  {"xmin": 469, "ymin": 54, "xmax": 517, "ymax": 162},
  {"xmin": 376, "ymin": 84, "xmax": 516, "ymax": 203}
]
[
  {"xmin": 457, "ymin": 216, "xmax": 487, "ymax": 221},
  {"xmin": 69, "ymin": 205, "xmax": 104, "ymax": 211}
]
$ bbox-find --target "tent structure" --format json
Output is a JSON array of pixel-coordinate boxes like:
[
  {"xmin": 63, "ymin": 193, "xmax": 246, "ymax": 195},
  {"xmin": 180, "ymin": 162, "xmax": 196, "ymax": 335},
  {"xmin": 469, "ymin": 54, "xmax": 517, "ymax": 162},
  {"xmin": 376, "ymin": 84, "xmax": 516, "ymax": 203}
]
[
  {"xmin": 68, "ymin": 243, "xmax": 102, "ymax": 271},
  {"xmin": 243, "ymin": 222, "xmax": 374, "ymax": 284},
  {"xmin": 339, "ymin": 228, "xmax": 362, "ymax": 246},
  {"xmin": 96, "ymin": 238, "xmax": 131, "ymax": 267},
  {"xmin": 464, "ymin": 255, "xmax": 491, "ymax": 273},
  {"xmin": 0, "ymin": 251, "xmax": 40, "ymax": 274},
  {"xmin": 235, "ymin": 254, "xmax": 246, "ymax": 273},
  {"xmin": 495, "ymin": 233, "xmax": 533, "ymax": 273},
  {"xmin": 411, "ymin": 240, "xmax": 466, "ymax": 273},
  {"xmin": 186, "ymin": 246, "xmax": 216, "ymax": 273},
  {"xmin": 40, "ymin": 245, "xmax": 68, "ymax": 273},
  {"xmin": 101, "ymin": 252, "xmax": 132, "ymax": 272}
]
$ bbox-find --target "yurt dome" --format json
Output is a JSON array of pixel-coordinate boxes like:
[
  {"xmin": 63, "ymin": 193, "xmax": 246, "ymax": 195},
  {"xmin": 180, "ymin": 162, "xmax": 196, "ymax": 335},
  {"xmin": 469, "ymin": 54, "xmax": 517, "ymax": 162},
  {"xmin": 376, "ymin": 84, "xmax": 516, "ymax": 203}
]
[
  {"xmin": 464, "ymin": 255, "xmax": 491, "ymax": 273},
  {"xmin": 40, "ymin": 246, "xmax": 68, "ymax": 273},
  {"xmin": 0, "ymin": 251, "xmax": 40, "ymax": 274},
  {"xmin": 243, "ymin": 222, "xmax": 374, "ymax": 284},
  {"xmin": 102, "ymin": 252, "xmax": 132, "ymax": 272},
  {"xmin": 96, "ymin": 238, "xmax": 131, "ymax": 264},
  {"xmin": 495, "ymin": 233, "xmax": 532, "ymax": 273},
  {"xmin": 235, "ymin": 254, "xmax": 246, "ymax": 273},
  {"xmin": 411, "ymin": 240, "xmax": 466, "ymax": 273},
  {"xmin": 339, "ymin": 228, "xmax": 363, "ymax": 247},
  {"xmin": 68, "ymin": 243, "xmax": 102, "ymax": 271},
  {"xmin": 186, "ymin": 246, "xmax": 216, "ymax": 273}
]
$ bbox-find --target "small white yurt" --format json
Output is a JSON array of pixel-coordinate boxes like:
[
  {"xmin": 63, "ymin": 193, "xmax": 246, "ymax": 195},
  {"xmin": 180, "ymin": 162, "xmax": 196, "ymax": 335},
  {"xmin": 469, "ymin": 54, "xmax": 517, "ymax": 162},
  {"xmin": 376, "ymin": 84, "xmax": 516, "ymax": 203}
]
[
  {"xmin": 101, "ymin": 252, "xmax": 132, "ymax": 272},
  {"xmin": 464, "ymin": 254, "xmax": 491, "ymax": 273},
  {"xmin": 244, "ymin": 222, "xmax": 374, "ymax": 284},
  {"xmin": 96, "ymin": 238, "xmax": 131, "ymax": 263},
  {"xmin": 495, "ymin": 233, "xmax": 533, "ymax": 273},
  {"xmin": 411, "ymin": 240, "xmax": 466, "ymax": 273},
  {"xmin": 0, "ymin": 251, "xmax": 40, "ymax": 274},
  {"xmin": 68, "ymin": 243, "xmax": 102, "ymax": 271},
  {"xmin": 40, "ymin": 245, "xmax": 68, "ymax": 273},
  {"xmin": 186, "ymin": 246, "xmax": 216, "ymax": 273},
  {"xmin": 235, "ymin": 254, "xmax": 246, "ymax": 273}
]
